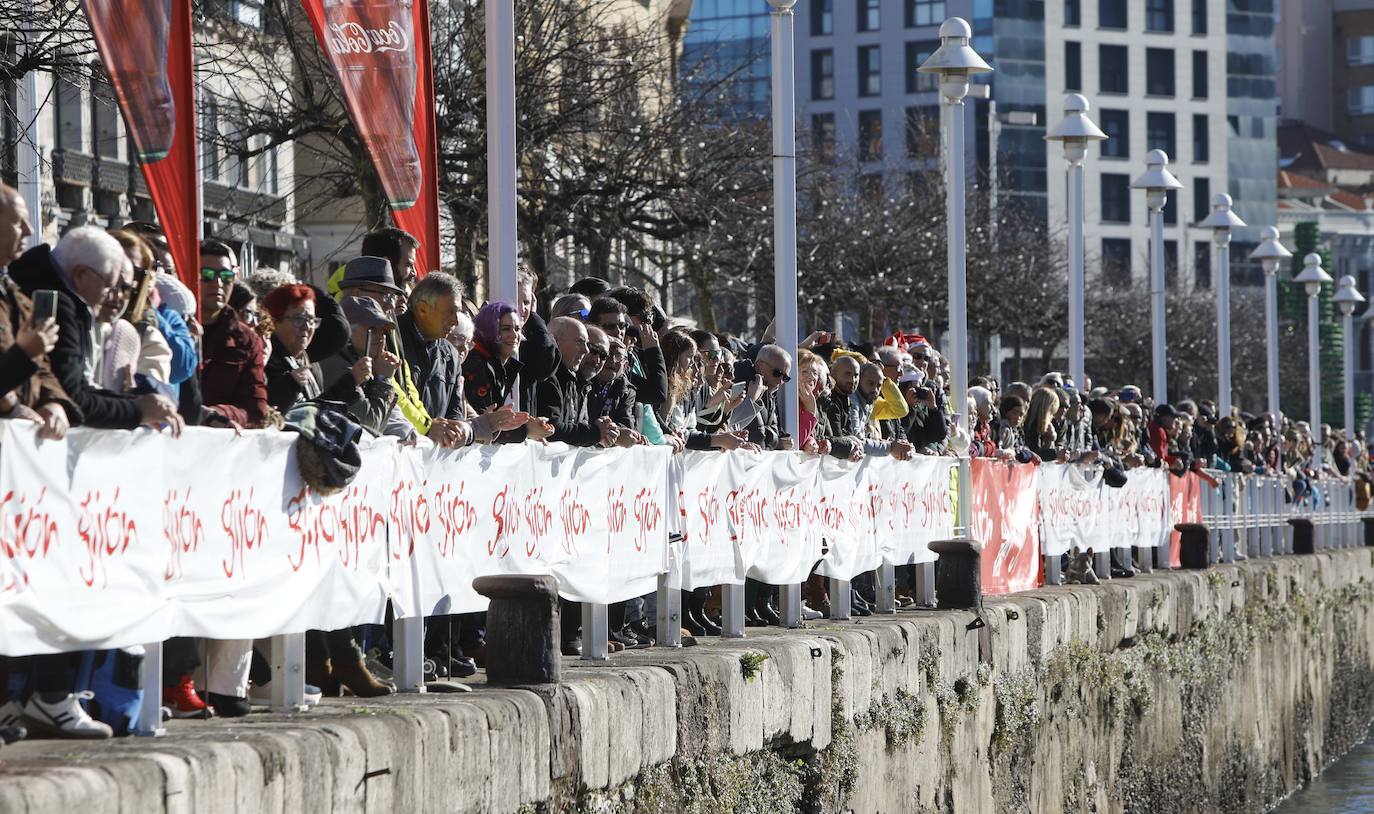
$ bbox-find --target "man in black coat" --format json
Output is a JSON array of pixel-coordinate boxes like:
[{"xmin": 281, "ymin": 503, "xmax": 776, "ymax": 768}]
[
  {"xmin": 9, "ymin": 226, "xmax": 181, "ymax": 432},
  {"xmin": 533, "ymin": 317, "xmax": 619, "ymax": 448},
  {"xmin": 728, "ymin": 343, "xmax": 792, "ymax": 450}
]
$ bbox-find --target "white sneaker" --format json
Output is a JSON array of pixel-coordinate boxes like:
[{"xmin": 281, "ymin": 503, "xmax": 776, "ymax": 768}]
[
  {"xmin": 22, "ymin": 691, "xmax": 113, "ymax": 739},
  {"xmin": 800, "ymin": 603, "xmax": 824, "ymax": 621},
  {"xmin": 0, "ymin": 699, "xmax": 24, "ymax": 728},
  {"xmin": 249, "ymin": 683, "xmax": 323, "ymax": 707}
]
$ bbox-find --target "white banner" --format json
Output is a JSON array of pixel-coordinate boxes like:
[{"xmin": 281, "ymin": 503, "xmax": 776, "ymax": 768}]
[{"xmin": 1037, "ymin": 463, "xmax": 1170, "ymax": 557}]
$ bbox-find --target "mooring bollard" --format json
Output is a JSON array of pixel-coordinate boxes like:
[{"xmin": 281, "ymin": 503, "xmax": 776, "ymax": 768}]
[
  {"xmin": 473, "ymin": 575, "xmax": 562, "ymax": 685},
  {"xmin": 1175, "ymin": 523, "xmax": 1210, "ymax": 570},
  {"xmin": 1288, "ymin": 517, "xmax": 1315, "ymax": 555},
  {"xmin": 929, "ymin": 539, "xmax": 982, "ymax": 610},
  {"xmin": 1364, "ymin": 516, "xmax": 1374, "ymax": 548}
]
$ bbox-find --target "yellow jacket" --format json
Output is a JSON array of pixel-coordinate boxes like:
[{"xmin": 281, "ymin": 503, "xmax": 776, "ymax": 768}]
[{"xmin": 872, "ymin": 378, "xmax": 909, "ymax": 421}]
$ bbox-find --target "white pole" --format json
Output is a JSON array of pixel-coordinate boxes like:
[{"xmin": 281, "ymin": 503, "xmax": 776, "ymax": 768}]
[
  {"xmin": 1149, "ymin": 200, "xmax": 1167, "ymax": 403},
  {"xmin": 769, "ymin": 0, "xmax": 798, "ymax": 442},
  {"xmin": 1265, "ymin": 270, "xmax": 1281, "ymax": 421},
  {"xmin": 1344, "ymin": 310, "xmax": 1356, "ymax": 442},
  {"xmin": 769, "ymin": 0, "xmax": 802, "ymax": 629},
  {"xmin": 1310, "ymin": 293, "xmax": 1323, "ymax": 473},
  {"xmin": 945, "ymin": 80, "xmax": 972, "ymax": 537},
  {"xmin": 486, "ymin": 0, "xmax": 518, "ymax": 305},
  {"xmin": 1068, "ymin": 157, "xmax": 1085, "ymax": 388},
  {"xmin": 1216, "ymin": 233, "xmax": 1232, "ymax": 416},
  {"xmin": 17, "ymin": 69, "xmax": 40, "ymax": 242}
]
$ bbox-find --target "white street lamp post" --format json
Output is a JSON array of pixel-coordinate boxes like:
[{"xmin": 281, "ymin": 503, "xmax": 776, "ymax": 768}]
[
  {"xmin": 920, "ymin": 19, "xmax": 991, "ymax": 569},
  {"xmin": 1250, "ymin": 227, "xmax": 1293, "ymax": 424},
  {"xmin": 1197, "ymin": 194, "xmax": 1247, "ymax": 418},
  {"xmin": 486, "ymin": 0, "xmax": 518, "ymax": 305},
  {"xmin": 1131, "ymin": 151, "xmax": 1184, "ymax": 407},
  {"xmin": 1333, "ymin": 275, "xmax": 1366, "ymax": 452},
  {"xmin": 1295, "ymin": 254, "xmax": 1333, "ymax": 476},
  {"xmin": 767, "ymin": 0, "xmax": 803, "ymax": 629},
  {"xmin": 1045, "ymin": 94, "xmax": 1107, "ymax": 397}
]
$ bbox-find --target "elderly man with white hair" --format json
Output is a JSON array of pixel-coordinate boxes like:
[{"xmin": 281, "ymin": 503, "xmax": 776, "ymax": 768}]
[{"xmin": 9, "ymin": 224, "xmax": 181, "ymax": 434}]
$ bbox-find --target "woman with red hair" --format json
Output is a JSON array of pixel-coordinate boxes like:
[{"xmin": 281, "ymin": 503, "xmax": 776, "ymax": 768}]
[{"xmin": 263, "ymin": 284, "xmax": 321, "ymax": 413}]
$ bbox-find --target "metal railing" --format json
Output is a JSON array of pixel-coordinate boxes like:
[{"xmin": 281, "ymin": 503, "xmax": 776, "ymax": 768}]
[{"xmin": 1198, "ymin": 471, "xmax": 1367, "ymax": 563}]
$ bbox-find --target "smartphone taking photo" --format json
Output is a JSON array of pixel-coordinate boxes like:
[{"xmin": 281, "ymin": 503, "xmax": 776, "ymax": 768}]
[{"xmin": 32, "ymin": 290, "xmax": 58, "ymax": 328}]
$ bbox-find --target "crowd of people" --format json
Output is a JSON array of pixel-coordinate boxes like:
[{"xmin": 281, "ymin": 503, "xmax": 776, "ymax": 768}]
[{"xmin": 0, "ymin": 180, "xmax": 1367, "ymax": 745}]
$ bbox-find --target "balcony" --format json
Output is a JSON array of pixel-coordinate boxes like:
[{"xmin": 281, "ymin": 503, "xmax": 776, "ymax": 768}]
[
  {"xmin": 203, "ymin": 181, "xmax": 287, "ymax": 225},
  {"xmin": 91, "ymin": 157, "xmax": 130, "ymax": 194},
  {"xmin": 50, "ymin": 149, "xmax": 93, "ymax": 186}
]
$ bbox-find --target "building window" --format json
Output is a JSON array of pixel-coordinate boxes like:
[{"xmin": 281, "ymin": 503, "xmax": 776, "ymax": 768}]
[
  {"xmin": 1099, "ymin": 45, "xmax": 1128, "ymax": 94},
  {"xmin": 230, "ymin": 0, "xmax": 262, "ymax": 28},
  {"xmin": 1065, "ymin": 0, "xmax": 1081, "ymax": 26},
  {"xmin": 90, "ymin": 77, "xmax": 121, "ymax": 159},
  {"xmin": 1099, "ymin": 0, "xmax": 1127, "ymax": 29},
  {"xmin": 1194, "ymin": 241, "xmax": 1211, "ymax": 288},
  {"xmin": 811, "ymin": 49, "xmax": 835, "ymax": 100},
  {"xmin": 1099, "ymin": 108, "xmax": 1129, "ymax": 158},
  {"xmin": 1163, "ymin": 180, "xmax": 1178, "ymax": 224},
  {"xmin": 1191, "ymin": 0, "xmax": 1206, "ymax": 34},
  {"xmin": 813, "ymin": 113, "xmax": 836, "ymax": 163},
  {"xmin": 1192, "ymin": 114, "xmax": 1209, "ymax": 163},
  {"xmin": 1065, "ymin": 42, "xmax": 1082, "ymax": 91},
  {"xmin": 1147, "ymin": 112, "xmax": 1176, "ymax": 159},
  {"xmin": 906, "ymin": 0, "xmax": 945, "ymax": 27},
  {"xmin": 54, "ymin": 73, "xmax": 84, "ymax": 152},
  {"xmin": 812, "ymin": 0, "xmax": 834, "ymax": 36},
  {"xmin": 1101, "ymin": 173, "xmax": 1131, "ymax": 223},
  {"xmin": 1349, "ymin": 86, "xmax": 1374, "ymax": 115},
  {"xmin": 859, "ymin": 45, "xmax": 881, "ymax": 97},
  {"xmin": 1146, "ymin": 48, "xmax": 1175, "ymax": 96},
  {"xmin": 858, "ymin": 0, "xmax": 880, "ymax": 32},
  {"xmin": 906, "ymin": 42, "xmax": 940, "ymax": 93},
  {"xmin": 1102, "ymin": 238, "xmax": 1132, "ymax": 286},
  {"xmin": 1146, "ymin": 0, "xmax": 1173, "ymax": 32},
  {"xmin": 201, "ymin": 99, "xmax": 219, "ymax": 181},
  {"xmin": 859, "ymin": 109, "xmax": 883, "ymax": 161},
  {"xmin": 1193, "ymin": 176, "xmax": 1210, "ymax": 223},
  {"xmin": 1349, "ymin": 36, "xmax": 1374, "ymax": 66},
  {"xmin": 1192, "ymin": 51, "xmax": 1208, "ymax": 98},
  {"xmin": 906, "ymin": 105, "xmax": 939, "ymax": 156},
  {"xmin": 1164, "ymin": 240, "xmax": 1179, "ymax": 287}
]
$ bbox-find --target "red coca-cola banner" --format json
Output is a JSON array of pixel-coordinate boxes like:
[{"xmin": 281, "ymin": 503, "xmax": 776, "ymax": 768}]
[
  {"xmin": 302, "ymin": 0, "xmax": 441, "ymax": 277},
  {"xmin": 971, "ymin": 458, "xmax": 1043, "ymax": 595},
  {"xmin": 1168, "ymin": 472, "xmax": 1201, "ymax": 569},
  {"xmin": 82, "ymin": 0, "xmax": 199, "ymax": 295}
]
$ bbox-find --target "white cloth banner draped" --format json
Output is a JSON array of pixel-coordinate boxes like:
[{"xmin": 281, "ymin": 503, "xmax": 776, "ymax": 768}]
[{"xmin": 1037, "ymin": 463, "xmax": 1171, "ymax": 557}]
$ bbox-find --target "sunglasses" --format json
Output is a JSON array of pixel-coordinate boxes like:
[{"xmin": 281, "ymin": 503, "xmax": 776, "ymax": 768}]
[
  {"xmin": 599, "ymin": 320, "xmax": 628, "ymax": 332},
  {"xmin": 587, "ymin": 346, "xmax": 608, "ymax": 360},
  {"xmin": 572, "ymin": 308, "xmax": 591, "ymax": 320},
  {"xmin": 701, "ymin": 349, "xmax": 722, "ymax": 361},
  {"xmin": 200, "ymin": 267, "xmax": 236, "ymax": 282},
  {"xmin": 771, "ymin": 367, "xmax": 791, "ymax": 383}
]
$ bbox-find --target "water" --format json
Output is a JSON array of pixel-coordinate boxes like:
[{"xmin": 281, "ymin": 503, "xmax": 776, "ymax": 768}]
[{"xmin": 1270, "ymin": 731, "xmax": 1374, "ymax": 813}]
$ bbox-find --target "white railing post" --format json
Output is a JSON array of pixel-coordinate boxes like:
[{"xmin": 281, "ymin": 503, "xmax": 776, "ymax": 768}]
[
  {"xmin": 827, "ymin": 578, "xmax": 851, "ymax": 620},
  {"xmin": 721, "ymin": 583, "xmax": 746, "ymax": 638},
  {"xmin": 268, "ymin": 633, "xmax": 308, "ymax": 713},
  {"xmin": 876, "ymin": 563, "xmax": 897, "ymax": 613},
  {"xmin": 581, "ymin": 604, "xmax": 609, "ymax": 661},
  {"xmin": 656, "ymin": 575, "xmax": 682, "ymax": 647},
  {"xmin": 392, "ymin": 615, "xmax": 426, "ymax": 693},
  {"xmin": 915, "ymin": 562, "xmax": 937, "ymax": 607},
  {"xmin": 135, "ymin": 642, "xmax": 165, "ymax": 737}
]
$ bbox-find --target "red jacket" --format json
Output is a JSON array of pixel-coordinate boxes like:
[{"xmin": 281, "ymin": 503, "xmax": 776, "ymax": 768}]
[{"xmin": 201, "ymin": 307, "xmax": 267, "ymax": 427}]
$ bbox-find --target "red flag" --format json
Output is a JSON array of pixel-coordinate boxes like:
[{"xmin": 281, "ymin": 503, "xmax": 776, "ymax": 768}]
[
  {"xmin": 82, "ymin": 0, "xmax": 199, "ymax": 296},
  {"xmin": 301, "ymin": 0, "xmax": 441, "ymax": 278}
]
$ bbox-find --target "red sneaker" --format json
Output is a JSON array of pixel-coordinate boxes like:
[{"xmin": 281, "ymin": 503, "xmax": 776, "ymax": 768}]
[{"xmin": 163, "ymin": 674, "xmax": 212, "ymax": 719}]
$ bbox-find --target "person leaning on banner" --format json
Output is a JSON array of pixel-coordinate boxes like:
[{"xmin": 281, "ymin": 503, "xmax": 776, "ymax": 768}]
[
  {"xmin": 515, "ymin": 265, "xmax": 559, "ymax": 407},
  {"xmin": 8, "ymin": 224, "xmax": 182, "ymax": 435},
  {"xmin": 398, "ymin": 272, "xmax": 526, "ymax": 446},
  {"xmin": 196, "ymin": 240, "xmax": 267, "ymax": 429},
  {"xmin": 464, "ymin": 300, "xmax": 554, "ymax": 444},
  {"xmin": 726, "ymin": 343, "xmax": 792, "ymax": 451},
  {"xmin": 262, "ymin": 284, "xmax": 323, "ymax": 413},
  {"xmin": 0, "ymin": 189, "xmax": 121, "ymax": 743},
  {"xmin": 318, "ymin": 296, "xmax": 411, "ymax": 439},
  {"xmin": 534, "ymin": 316, "xmax": 619, "ymax": 447}
]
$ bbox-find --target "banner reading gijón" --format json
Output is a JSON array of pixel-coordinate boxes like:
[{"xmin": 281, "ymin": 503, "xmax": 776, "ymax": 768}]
[
  {"xmin": 82, "ymin": 0, "xmax": 199, "ymax": 295},
  {"xmin": 303, "ymin": 0, "xmax": 441, "ymax": 276}
]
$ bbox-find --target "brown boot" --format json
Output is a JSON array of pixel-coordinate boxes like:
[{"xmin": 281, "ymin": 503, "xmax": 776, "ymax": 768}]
[{"xmin": 332, "ymin": 657, "xmax": 394, "ymax": 698}]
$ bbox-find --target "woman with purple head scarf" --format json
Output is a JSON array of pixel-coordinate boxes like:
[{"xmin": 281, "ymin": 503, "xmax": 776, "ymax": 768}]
[{"xmin": 464, "ymin": 300, "xmax": 546, "ymax": 442}]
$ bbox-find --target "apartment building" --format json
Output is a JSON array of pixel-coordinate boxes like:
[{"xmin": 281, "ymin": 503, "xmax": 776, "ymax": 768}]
[{"xmin": 684, "ymin": 0, "xmax": 1278, "ymax": 290}]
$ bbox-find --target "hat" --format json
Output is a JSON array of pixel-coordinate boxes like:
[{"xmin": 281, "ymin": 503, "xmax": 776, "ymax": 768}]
[
  {"xmin": 338, "ymin": 256, "xmax": 404, "ymax": 296},
  {"xmin": 1154, "ymin": 403, "xmax": 1182, "ymax": 418},
  {"xmin": 898, "ymin": 369, "xmax": 925, "ymax": 385},
  {"xmin": 341, "ymin": 296, "xmax": 396, "ymax": 330},
  {"xmin": 154, "ymin": 273, "xmax": 196, "ymax": 316},
  {"xmin": 1118, "ymin": 385, "xmax": 1142, "ymax": 403},
  {"xmin": 285, "ymin": 401, "xmax": 364, "ymax": 495}
]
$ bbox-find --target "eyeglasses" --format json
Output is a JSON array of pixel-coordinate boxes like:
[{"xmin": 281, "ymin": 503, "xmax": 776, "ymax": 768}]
[
  {"xmin": 772, "ymin": 367, "xmax": 791, "ymax": 383},
  {"xmin": 285, "ymin": 315, "xmax": 321, "ymax": 329},
  {"xmin": 599, "ymin": 321, "xmax": 628, "ymax": 332},
  {"xmin": 587, "ymin": 346, "xmax": 608, "ymax": 360},
  {"xmin": 701, "ymin": 349, "xmax": 722, "ymax": 361},
  {"xmin": 113, "ymin": 279, "xmax": 135, "ymax": 296},
  {"xmin": 200, "ymin": 267, "xmax": 236, "ymax": 283}
]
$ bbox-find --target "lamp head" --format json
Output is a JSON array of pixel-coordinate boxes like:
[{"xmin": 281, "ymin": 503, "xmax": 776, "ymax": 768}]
[
  {"xmin": 1197, "ymin": 192, "xmax": 1247, "ymax": 231},
  {"xmin": 1334, "ymin": 274, "xmax": 1366, "ymax": 316},
  {"xmin": 1131, "ymin": 149, "xmax": 1184, "ymax": 193},
  {"xmin": 917, "ymin": 17, "xmax": 992, "ymax": 78},
  {"xmin": 766, "ymin": 0, "xmax": 796, "ymax": 9},
  {"xmin": 1294, "ymin": 253, "xmax": 1332, "ymax": 298},
  {"xmin": 1045, "ymin": 93, "xmax": 1108, "ymax": 149},
  {"xmin": 1249, "ymin": 225, "xmax": 1292, "ymax": 274}
]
